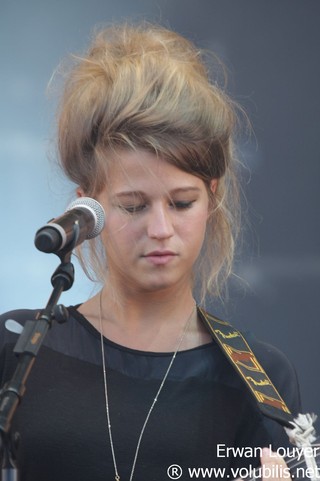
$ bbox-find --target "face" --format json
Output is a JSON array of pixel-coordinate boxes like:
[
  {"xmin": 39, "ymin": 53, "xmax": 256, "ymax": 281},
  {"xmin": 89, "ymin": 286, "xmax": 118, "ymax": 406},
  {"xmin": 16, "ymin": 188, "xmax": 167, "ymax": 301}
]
[{"xmin": 95, "ymin": 150, "xmax": 215, "ymax": 295}]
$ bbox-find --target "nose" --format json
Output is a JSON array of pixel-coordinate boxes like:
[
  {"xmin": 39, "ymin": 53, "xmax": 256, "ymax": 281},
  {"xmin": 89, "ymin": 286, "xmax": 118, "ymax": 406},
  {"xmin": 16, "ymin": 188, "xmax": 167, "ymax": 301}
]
[{"xmin": 147, "ymin": 204, "xmax": 174, "ymax": 240}]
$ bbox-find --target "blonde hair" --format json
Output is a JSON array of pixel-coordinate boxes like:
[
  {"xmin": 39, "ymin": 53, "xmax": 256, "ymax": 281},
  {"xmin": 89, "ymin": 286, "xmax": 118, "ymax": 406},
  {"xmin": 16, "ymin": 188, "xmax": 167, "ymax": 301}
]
[{"xmin": 57, "ymin": 23, "xmax": 242, "ymax": 302}]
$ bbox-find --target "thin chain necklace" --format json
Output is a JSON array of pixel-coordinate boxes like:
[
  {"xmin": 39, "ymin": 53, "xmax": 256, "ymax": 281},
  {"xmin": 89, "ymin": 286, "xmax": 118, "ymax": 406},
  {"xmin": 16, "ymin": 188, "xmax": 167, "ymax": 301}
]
[{"xmin": 98, "ymin": 290, "xmax": 196, "ymax": 481}]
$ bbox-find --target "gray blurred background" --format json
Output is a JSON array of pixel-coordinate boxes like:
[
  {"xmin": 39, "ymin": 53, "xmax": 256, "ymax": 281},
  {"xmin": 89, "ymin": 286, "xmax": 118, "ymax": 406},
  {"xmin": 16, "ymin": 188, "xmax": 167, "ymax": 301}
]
[{"xmin": 1, "ymin": 0, "xmax": 319, "ymax": 426}]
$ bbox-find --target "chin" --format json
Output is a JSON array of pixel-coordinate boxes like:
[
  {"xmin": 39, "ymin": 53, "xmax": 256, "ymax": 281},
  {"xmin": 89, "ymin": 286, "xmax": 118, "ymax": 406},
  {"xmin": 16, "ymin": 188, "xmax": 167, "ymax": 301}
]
[
  {"xmin": 137, "ymin": 274, "xmax": 188, "ymax": 294},
  {"xmin": 140, "ymin": 281, "xmax": 173, "ymax": 293}
]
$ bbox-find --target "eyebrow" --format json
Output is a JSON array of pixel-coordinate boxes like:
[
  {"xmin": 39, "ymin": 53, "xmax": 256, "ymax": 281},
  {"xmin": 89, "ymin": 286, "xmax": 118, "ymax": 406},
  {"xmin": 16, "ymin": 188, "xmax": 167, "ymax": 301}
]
[{"xmin": 113, "ymin": 187, "xmax": 202, "ymax": 199}]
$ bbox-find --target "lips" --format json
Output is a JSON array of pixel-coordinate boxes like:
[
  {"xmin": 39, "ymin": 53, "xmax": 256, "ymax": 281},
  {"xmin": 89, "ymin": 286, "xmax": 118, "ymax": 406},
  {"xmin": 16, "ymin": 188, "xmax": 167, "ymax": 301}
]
[{"xmin": 143, "ymin": 250, "xmax": 177, "ymax": 265}]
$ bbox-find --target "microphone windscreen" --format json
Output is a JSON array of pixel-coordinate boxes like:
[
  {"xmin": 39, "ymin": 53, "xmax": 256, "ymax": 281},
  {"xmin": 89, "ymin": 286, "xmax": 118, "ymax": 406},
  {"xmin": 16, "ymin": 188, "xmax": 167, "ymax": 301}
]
[{"xmin": 66, "ymin": 197, "xmax": 105, "ymax": 239}]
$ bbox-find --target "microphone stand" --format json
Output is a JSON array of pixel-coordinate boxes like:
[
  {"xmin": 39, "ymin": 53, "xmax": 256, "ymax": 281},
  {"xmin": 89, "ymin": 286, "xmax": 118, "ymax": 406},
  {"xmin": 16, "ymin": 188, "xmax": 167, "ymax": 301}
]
[{"xmin": 0, "ymin": 243, "xmax": 77, "ymax": 481}]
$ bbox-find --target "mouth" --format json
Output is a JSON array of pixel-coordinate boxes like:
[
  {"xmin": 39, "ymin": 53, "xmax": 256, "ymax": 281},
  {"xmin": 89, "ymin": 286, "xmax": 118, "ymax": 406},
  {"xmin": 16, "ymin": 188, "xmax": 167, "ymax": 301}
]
[{"xmin": 142, "ymin": 250, "xmax": 177, "ymax": 265}]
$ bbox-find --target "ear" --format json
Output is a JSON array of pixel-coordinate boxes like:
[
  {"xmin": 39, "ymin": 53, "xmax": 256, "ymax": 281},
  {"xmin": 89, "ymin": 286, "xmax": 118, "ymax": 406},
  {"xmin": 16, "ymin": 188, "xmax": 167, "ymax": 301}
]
[
  {"xmin": 210, "ymin": 178, "xmax": 218, "ymax": 194},
  {"xmin": 76, "ymin": 187, "xmax": 85, "ymax": 198}
]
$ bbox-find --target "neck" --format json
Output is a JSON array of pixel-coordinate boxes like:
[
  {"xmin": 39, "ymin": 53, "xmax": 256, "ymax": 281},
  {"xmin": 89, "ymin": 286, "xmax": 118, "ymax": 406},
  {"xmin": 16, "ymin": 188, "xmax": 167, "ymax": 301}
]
[
  {"xmin": 103, "ymin": 281, "xmax": 195, "ymax": 326},
  {"xmin": 97, "ymin": 279, "xmax": 197, "ymax": 351}
]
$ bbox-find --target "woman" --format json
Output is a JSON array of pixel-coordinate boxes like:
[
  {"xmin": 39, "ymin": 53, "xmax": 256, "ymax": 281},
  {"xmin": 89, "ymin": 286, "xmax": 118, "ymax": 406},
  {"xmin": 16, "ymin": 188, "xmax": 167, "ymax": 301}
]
[{"xmin": 0, "ymin": 23, "xmax": 300, "ymax": 480}]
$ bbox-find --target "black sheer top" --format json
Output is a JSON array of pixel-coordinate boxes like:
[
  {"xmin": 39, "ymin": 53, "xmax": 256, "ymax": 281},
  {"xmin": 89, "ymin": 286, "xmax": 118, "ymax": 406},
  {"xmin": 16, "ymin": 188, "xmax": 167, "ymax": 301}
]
[{"xmin": 0, "ymin": 307, "xmax": 301, "ymax": 481}]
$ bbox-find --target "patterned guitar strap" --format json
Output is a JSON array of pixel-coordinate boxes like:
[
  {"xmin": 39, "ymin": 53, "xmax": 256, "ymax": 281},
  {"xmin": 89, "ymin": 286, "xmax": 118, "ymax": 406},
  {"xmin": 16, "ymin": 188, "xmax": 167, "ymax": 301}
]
[{"xmin": 198, "ymin": 307, "xmax": 319, "ymax": 479}]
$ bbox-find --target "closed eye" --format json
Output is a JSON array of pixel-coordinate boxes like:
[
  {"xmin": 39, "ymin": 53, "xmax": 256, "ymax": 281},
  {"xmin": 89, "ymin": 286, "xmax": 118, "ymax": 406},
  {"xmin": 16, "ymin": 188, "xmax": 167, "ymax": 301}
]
[
  {"xmin": 118, "ymin": 200, "xmax": 195, "ymax": 213},
  {"xmin": 171, "ymin": 200, "xmax": 195, "ymax": 210},
  {"xmin": 119, "ymin": 204, "xmax": 146, "ymax": 214}
]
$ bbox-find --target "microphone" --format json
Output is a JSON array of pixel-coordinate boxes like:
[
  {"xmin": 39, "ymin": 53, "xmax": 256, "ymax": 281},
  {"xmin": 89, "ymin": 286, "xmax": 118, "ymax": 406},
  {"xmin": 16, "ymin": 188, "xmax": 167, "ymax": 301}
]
[{"xmin": 34, "ymin": 197, "xmax": 105, "ymax": 253}]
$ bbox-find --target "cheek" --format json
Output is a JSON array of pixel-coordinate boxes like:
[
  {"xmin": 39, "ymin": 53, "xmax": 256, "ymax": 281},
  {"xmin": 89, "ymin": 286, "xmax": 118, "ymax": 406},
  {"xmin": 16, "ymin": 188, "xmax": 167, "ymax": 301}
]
[
  {"xmin": 102, "ymin": 215, "xmax": 140, "ymax": 253},
  {"xmin": 180, "ymin": 210, "xmax": 208, "ymax": 244}
]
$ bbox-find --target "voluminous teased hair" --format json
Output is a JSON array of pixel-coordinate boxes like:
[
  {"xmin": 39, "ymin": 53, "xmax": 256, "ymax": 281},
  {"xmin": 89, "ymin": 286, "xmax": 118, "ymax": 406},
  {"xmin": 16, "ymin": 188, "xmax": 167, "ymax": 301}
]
[{"xmin": 57, "ymin": 22, "xmax": 242, "ymax": 302}]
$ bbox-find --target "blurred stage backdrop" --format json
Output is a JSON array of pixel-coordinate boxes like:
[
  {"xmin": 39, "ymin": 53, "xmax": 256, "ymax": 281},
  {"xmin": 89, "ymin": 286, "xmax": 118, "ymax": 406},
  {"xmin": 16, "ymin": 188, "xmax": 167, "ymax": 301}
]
[{"xmin": 1, "ymin": 0, "xmax": 319, "ymax": 423}]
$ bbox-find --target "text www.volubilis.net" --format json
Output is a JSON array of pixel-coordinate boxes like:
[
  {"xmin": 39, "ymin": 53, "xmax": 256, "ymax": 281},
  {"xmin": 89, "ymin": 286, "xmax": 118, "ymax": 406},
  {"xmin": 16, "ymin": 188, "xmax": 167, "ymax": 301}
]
[{"xmin": 167, "ymin": 464, "xmax": 292, "ymax": 479}]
